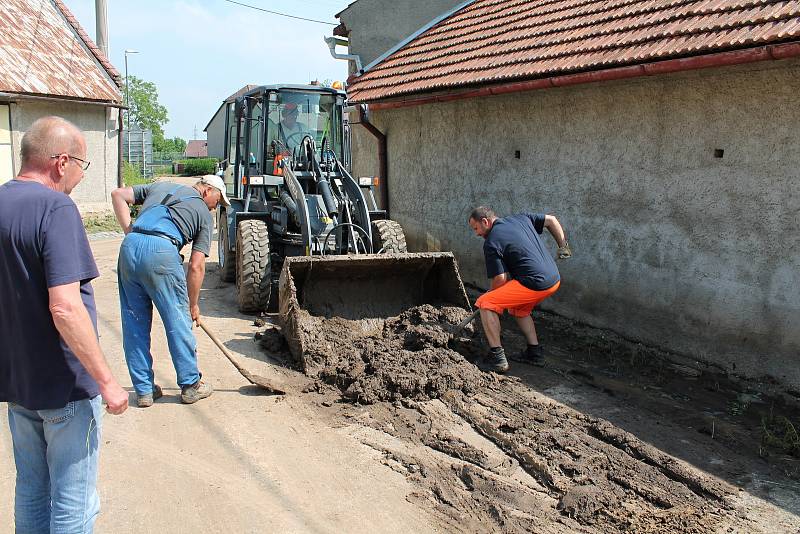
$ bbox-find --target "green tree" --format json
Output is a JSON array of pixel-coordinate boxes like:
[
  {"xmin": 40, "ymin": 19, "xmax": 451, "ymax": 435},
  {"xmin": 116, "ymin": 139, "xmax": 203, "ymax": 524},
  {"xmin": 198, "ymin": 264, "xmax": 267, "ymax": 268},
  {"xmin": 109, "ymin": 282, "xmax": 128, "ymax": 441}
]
[
  {"xmin": 154, "ymin": 136, "xmax": 187, "ymax": 154},
  {"xmin": 125, "ymin": 75, "xmax": 168, "ymax": 147}
]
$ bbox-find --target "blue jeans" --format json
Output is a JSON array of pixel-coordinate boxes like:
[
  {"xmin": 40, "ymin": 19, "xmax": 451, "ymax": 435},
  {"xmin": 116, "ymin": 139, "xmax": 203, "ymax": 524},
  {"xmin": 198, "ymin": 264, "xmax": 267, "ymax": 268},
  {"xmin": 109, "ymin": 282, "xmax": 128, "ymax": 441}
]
[
  {"xmin": 117, "ymin": 232, "xmax": 200, "ymax": 395},
  {"xmin": 7, "ymin": 396, "xmax": 103, "ymax": 533}
]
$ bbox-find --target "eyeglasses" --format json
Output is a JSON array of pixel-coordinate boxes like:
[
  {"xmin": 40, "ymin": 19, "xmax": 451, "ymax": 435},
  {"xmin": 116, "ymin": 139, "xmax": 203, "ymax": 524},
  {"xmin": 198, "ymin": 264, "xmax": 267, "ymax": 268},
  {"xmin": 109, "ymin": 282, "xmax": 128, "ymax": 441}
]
[{"xmin": 50, "ymin": 154, "xmax": 91, "ymax": 171}]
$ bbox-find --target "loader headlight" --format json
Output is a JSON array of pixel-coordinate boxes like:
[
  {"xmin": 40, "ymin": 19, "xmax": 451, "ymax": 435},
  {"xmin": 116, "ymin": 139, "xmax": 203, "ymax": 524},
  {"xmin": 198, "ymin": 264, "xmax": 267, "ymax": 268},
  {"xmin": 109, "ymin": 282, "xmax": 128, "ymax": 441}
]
[{"xmin": 358, "ymin": 177, "xmax": 373, "ymax": 186}]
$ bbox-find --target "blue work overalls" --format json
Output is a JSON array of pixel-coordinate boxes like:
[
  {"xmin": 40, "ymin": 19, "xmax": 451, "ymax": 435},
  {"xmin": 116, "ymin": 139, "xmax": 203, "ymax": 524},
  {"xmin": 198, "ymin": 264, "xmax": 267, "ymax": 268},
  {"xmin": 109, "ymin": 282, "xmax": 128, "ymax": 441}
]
[{"xmin": 117, "ymin": 187, "xmax": 201, "ymax": 395}]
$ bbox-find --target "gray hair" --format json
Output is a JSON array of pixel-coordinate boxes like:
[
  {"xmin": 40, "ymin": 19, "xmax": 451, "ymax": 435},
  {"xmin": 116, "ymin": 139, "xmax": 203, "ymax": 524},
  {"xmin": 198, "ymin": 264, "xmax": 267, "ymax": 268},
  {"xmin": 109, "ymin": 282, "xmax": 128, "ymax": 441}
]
[
  {"xmin": 20, "ymin": 116, "xmax": 83, "ymax": 168},
  {"xmin": 469, "ymin": 206, "xmax": 496, "ymax": 221}
]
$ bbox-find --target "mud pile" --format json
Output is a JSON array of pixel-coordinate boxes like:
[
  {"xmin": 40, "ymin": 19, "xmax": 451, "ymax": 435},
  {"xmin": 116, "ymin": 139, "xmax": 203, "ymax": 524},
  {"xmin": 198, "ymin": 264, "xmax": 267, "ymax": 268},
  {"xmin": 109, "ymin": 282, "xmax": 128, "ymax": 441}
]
[
  {"xmin": 295, "ymin": 304, "xmax": 488, "ymax": 404},
  {"xmin": 276, "ymin": 302, "xmax": 746, "ymax": 533}
]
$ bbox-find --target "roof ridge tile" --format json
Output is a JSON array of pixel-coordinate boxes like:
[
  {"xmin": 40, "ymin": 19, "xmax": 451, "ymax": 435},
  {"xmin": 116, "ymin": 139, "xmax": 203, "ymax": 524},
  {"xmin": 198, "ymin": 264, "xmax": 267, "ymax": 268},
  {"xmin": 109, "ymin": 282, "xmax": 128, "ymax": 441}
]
[{"xmin": 348, "ymin": 0, "xmax": 800, "ymax": 102}]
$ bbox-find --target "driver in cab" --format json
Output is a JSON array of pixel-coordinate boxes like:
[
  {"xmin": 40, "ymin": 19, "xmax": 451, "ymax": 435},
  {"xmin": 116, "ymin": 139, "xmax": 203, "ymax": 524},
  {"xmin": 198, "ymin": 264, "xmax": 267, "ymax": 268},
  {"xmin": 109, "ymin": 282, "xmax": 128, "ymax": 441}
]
[{"xmin": 277, "ymin": 103, "xmax": 310, "ymax": 151}]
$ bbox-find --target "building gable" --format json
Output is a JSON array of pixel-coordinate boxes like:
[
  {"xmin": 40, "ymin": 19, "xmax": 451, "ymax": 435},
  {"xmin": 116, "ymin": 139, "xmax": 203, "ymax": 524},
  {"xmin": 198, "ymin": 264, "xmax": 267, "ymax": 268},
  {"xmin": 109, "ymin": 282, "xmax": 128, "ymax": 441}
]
[{"xmin": 0, "ymin": 0, "xmax": 121, "ymax": 102}]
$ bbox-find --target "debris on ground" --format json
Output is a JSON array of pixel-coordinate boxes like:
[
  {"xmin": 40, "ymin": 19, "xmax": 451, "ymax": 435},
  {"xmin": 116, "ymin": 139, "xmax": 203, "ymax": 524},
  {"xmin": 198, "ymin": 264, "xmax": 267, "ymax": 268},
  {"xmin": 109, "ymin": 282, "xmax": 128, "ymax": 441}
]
[
  {"xmin": 293, "ymin": 305, "xmax": 487, "ymax": 404},
  {"xmin": 255, "ymin": 302, "xmax": 799, "ymax": 533}
]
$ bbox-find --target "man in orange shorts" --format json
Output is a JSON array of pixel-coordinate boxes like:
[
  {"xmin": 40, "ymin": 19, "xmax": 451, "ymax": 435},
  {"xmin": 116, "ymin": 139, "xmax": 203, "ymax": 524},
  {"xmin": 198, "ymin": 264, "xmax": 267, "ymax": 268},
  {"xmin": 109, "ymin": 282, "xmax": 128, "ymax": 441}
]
[{"xmin": 469, "ymin": 207, "xmax": 571, "ymax": 373}]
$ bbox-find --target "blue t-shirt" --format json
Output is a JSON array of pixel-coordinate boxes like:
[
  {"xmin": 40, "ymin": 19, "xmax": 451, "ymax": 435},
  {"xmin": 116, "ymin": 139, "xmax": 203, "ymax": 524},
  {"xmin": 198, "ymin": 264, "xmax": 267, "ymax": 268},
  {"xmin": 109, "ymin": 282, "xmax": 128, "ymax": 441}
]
[
  {"xmin": 483, "ymin": 213, "xmax": 560, "ymax": 291},
  {"xmin": 0, "ymin": 180, "xmax": 100, "ymax": 410}
]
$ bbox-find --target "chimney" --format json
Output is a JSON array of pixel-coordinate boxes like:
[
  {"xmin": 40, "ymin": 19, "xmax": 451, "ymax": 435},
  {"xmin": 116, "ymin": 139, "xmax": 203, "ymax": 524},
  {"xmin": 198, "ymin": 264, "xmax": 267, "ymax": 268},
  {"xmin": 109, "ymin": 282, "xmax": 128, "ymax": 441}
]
[{"xmin": 95, "ymin": 0, "xmax": 109, "ymax": 58}]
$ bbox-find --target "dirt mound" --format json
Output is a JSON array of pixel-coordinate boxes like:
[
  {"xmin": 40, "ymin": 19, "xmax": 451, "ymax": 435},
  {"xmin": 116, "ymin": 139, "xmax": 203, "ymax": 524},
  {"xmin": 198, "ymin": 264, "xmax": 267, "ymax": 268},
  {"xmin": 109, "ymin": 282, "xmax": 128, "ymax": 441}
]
[
  {"xmin": 296, "ymin": 304, "xmax": 488, "ymax": 404},
  {"xmin": 278, "ymin": 303, "xmax": 746, "ymax": 532}
]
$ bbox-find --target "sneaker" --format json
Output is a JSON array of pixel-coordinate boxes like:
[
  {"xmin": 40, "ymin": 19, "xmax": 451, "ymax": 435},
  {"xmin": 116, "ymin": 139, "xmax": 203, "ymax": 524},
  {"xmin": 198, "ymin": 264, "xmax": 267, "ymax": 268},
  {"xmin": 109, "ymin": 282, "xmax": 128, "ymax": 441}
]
[
  {"xmin": 487, "ymin": 348, "xmax": 510, "ymax": 374},
  {"xmin": 181, "ymin": 380, "xmax": 213, "ymax": 404},
  {"xmin": 137, "ymin": 384, "xmax": 163, "ymax": 408}
]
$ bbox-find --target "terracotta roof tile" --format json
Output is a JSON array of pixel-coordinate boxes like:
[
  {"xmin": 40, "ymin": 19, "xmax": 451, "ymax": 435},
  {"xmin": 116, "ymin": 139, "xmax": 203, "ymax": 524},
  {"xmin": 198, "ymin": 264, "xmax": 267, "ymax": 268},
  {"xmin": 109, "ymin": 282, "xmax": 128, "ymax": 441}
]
[
  {"xmin": 54, "ymin": 0, "xmax": 122, "ymax": 85},
  {"xmin": 347, "ymin": 0, "xmax": 800, "ymax": 102},
  {"xmin": 0, "ymin": 0, "xmax": 121, "ymax": 102}
]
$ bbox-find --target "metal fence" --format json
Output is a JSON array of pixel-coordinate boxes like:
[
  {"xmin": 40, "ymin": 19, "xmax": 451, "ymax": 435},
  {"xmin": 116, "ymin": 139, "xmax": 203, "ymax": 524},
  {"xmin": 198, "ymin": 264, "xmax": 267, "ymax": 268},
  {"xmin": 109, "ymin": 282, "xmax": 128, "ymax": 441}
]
[{"xmin": 122, "ymin": 128, "xmax": 153, "ymax": 177}]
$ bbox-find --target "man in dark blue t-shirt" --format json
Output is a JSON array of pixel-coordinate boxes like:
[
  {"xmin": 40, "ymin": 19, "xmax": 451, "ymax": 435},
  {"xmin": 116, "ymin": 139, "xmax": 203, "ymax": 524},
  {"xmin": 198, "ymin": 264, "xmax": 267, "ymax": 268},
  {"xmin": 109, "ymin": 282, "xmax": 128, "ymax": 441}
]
[
  {"xmin": 0, "ymin": 117, "xmax": 128, "ymax": 532},
  {"xmin": 468, "ymin": 206, "xmax": 572, "ymax": 372}
]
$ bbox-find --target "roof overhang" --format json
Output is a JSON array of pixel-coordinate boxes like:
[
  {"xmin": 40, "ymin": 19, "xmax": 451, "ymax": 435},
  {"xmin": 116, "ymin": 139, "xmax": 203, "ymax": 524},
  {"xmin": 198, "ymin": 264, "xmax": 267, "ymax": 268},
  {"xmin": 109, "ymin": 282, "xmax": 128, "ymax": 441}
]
[
  {"xmin": 0, "ymin": 91, "xmax": 127, "ymax": 109},
  {"xmin": 355, "ymin": 41, "xmax": 800, "ymax": 110}
]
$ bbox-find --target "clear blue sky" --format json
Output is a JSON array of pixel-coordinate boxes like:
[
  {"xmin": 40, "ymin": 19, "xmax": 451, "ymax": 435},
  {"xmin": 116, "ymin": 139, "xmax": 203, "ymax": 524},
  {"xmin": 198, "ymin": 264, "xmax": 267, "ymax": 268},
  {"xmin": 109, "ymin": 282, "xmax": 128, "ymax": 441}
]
[{"xmin": 66, "ymin": 0, "xmax": 351, "ymax": 141}]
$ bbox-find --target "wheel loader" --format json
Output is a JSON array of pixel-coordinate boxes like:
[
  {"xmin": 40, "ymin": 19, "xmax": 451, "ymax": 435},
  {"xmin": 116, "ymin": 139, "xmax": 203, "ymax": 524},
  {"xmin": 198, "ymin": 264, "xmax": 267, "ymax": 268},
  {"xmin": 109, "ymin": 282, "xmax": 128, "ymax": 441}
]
[{"xmin": 216, "ymin": 84, "xmax": 471, "ymax": 371}]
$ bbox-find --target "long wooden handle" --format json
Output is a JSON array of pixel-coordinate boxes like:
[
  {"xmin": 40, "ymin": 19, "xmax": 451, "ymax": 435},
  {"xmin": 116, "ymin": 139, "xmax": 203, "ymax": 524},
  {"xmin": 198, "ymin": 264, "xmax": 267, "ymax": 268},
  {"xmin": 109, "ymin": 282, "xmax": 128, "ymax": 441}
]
[
  {"xmin": 452, "ymin": 309, "xmax": 480, "ymax": 337},
  {"xmin": 197, "ymin": 319, "xmax": 249, "ymax": 376}
]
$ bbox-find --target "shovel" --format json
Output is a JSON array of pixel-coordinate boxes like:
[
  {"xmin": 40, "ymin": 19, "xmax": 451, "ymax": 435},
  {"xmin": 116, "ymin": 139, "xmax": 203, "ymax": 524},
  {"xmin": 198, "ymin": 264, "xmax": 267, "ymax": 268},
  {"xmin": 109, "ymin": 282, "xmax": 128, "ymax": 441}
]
[
  {"xmin": 450, "ymin": 309, "xmax": 480, "ymax": 340},
  {"xmin": 197, "ymin": 319, "xmax": 286, "ymax": 395}
]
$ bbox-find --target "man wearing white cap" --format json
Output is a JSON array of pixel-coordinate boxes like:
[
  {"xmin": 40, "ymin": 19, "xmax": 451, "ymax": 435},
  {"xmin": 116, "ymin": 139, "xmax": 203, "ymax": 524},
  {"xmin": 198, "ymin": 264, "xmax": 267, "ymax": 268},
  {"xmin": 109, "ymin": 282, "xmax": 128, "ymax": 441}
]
[{"xmin": 111, "ymin": 175, "xmax": 230, "ymax": 406}]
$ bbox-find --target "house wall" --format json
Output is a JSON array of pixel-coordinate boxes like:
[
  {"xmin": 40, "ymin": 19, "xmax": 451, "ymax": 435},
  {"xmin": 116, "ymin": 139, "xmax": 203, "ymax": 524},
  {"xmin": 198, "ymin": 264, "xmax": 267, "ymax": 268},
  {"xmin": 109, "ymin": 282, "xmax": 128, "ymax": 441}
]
[
  {"xmin": 206, "ymin": 104, "xmax": 227, "ymax": 161},
  {"xmin": 339, "ymin": 0, "xmax": 466, "ymax": 185},
  {"xmin": 365, "ymin": 58, "xmax": 800, "ymax": 388},
  {"xmin": 337, "ymin": 0, "xmax": 467, "ymax": 67},
  {"xmin": 8, "ymin": 100, "xmax": 120, "ymax": 212}
]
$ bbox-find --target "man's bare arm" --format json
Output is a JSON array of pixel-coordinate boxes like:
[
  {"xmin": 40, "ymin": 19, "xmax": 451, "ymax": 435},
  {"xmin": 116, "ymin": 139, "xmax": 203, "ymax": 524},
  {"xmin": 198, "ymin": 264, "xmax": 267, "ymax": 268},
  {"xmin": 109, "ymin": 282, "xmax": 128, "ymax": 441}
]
[
  {"xmin": 544, "ymin": 214, "xmax": 572, "ymax": 259},
  {"xmin": 187, "ymin": 250, "xmax": 206, "ymax": 322},
  {"xmin": 111, "ymin": 186, "xmax": 135, "ymax": 234},
  {"xmin": 49, "ymin": 283, "xmax": 128, "ymax": 414},
  {"xmin": 543, "ymin": 215, "xmax": 566, "ymax": 247}
]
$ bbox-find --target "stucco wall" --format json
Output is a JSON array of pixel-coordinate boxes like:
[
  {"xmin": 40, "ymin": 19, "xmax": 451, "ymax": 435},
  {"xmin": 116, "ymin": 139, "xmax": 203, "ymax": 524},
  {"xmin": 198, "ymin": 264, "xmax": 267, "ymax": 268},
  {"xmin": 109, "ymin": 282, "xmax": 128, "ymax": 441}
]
[
  {"xmin": 338, "ymin": 0, "xmax": 466, "ymax": 67},
  {"xmin": 338, "ymin": 0, "xmax": 466, "ymax": 188},
  {"xmin": 205, "ymin": 104, "xmax": 226, "ymax": 161},
  {"xmin": 9, "ymin": 100, "xmax": 119, "ymax": 212},
  {"xmin": 364, "ymin": 58, "xmax": 800, "ymax": 388}
]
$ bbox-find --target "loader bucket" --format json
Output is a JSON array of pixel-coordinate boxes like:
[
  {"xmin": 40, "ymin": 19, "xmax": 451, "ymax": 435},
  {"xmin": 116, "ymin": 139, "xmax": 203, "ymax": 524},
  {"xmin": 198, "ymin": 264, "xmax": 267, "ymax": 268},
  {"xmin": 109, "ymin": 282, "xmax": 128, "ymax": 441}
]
[{"xmin": 278, "ymin": 253, "xmax": 471, "ymax": 374}]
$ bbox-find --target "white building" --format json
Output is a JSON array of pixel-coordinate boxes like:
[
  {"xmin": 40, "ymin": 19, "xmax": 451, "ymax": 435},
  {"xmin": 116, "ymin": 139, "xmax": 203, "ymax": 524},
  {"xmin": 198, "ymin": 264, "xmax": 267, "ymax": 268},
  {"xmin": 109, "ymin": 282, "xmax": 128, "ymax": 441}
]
[{"xmin": 0, "ymin": 0, "xmax": 123, "ymax": 212}]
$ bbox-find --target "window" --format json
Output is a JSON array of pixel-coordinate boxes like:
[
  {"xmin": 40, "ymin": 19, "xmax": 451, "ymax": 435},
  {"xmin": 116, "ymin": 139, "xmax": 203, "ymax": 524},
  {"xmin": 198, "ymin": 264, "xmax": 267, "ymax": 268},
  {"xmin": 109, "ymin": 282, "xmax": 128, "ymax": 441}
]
[{"xmin": 0, "ymin": 104, "xmax": 12, "ymax": 184}]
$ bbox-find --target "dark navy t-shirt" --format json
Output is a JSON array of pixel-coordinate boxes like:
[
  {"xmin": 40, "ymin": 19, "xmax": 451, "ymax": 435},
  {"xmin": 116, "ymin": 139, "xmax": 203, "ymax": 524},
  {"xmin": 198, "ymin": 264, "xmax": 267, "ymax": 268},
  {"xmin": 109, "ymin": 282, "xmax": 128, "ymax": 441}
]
[
  {"xmin": 483, "ymin": 213, "xmax": 560, "ymax": 291},
  {"xmin": 0, "ymin": 180, "xmax": 100, "ymax": 410}
]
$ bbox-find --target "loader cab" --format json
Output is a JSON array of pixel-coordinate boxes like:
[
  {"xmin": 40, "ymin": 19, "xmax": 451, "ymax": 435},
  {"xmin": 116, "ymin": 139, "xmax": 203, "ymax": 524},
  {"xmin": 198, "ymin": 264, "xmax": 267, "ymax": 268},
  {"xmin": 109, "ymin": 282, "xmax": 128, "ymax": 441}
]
[
  {"xmin": 216, "ymin": 84, "xmax": 408, "ymax": 314},
  {"xmin": 222, "ymin": 85, "xmax": 346, "ymax": 199}
]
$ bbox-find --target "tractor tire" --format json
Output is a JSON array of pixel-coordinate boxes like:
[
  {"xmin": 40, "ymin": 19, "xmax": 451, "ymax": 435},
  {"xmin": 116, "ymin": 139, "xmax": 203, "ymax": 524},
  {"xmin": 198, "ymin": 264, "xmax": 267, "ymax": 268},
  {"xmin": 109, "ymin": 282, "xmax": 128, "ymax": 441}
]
[
  {"xmin": 217, "ymin": 209, "xmax": 235, "ymax": 283},
  {"xmin": 235, "ymin": 219, "xmax": 271, "ymax": 313},
  {"xmin": 371, "ymin": 219, "xmax": 408, "ymax": 253}
]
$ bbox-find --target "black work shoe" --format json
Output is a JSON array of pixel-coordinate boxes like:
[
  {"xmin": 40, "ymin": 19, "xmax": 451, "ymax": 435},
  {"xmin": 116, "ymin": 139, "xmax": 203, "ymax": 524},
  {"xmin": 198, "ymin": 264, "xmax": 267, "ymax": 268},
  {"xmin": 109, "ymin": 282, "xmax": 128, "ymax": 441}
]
[
  {"xmin": 487, "ymin": 348, "xmax": 510, "ymax": 374},
  {"xmin": 526, "ymin": 344, "xmax": 545, "ymax": 367}
]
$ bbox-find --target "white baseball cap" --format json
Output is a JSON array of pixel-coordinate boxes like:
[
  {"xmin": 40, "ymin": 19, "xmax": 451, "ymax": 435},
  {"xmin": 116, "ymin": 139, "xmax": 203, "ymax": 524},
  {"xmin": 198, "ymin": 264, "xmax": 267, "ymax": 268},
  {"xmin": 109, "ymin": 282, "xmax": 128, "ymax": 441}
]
[{"xmin": 200, "ymin": 174, "xmax": 231, "ymax": 207}]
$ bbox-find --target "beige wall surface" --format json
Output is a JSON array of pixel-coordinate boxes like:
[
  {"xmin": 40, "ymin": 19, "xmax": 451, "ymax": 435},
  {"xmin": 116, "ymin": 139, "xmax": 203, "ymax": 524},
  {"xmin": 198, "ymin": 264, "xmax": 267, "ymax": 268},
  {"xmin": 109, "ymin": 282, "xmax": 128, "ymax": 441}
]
[
  {"xmin": 0, "ymin": 104, "xmax": 12, "ymax": 184},
  {"xmin": 359, "ymin": 58, "xmax": 800, "ymax": 388},
  {"xmin": 8, "ymin": 100, "xmax": 119, "ymax": 212},
  {"xmin": 206, "ymin": 104, "xmax": 227, "ymax": 161}
]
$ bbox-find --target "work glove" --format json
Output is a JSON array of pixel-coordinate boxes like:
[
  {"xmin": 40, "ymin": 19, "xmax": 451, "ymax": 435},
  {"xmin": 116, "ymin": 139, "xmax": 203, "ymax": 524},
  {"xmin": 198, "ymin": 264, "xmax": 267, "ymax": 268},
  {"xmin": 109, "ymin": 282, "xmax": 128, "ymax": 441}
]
[{"xmin": 557, "ymin": 241, "xmax": 572, "ymax": 260}]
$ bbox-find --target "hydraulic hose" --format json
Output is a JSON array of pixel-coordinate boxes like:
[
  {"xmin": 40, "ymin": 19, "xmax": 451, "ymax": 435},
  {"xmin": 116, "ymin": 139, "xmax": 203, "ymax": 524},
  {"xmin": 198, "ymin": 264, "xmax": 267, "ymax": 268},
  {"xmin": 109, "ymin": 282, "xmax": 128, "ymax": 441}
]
[
  {"xmin": 303, "ymin": 136, "xmax": 339, "ymax": 218},
  {"xmin": 280, "ymin": 191, "xmax": 299, "ymax": 225},
  {"xmin": 317, "ymin": 179, "xmax": 339, "ymax": 218}
]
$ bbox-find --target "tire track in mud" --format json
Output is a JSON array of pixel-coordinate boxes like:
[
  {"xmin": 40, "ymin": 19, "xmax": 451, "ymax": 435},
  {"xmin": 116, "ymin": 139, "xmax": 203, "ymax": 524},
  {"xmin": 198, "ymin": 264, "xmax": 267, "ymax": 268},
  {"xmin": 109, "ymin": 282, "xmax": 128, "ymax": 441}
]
[{"xmin": 283, "ymin": 304, "xmax": 749, "ymax": 533}]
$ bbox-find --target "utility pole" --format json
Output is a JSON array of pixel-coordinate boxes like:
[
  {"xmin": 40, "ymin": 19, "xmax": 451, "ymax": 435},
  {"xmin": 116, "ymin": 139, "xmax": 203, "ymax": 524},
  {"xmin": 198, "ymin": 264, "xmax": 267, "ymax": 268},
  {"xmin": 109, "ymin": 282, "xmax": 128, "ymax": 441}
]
[
  {"xmin": 95, "ymin": 0, "xmax": 109, "ymax": 58},
  {"xmin": 124, "ymin": 49, "xmax": 139, "ymax": 164}
]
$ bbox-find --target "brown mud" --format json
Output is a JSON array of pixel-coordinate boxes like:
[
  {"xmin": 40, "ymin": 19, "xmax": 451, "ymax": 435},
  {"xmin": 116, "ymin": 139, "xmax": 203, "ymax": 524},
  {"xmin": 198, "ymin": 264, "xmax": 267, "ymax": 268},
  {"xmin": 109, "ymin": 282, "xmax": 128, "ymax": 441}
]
[
  {"xmin": 264, "ymin": 303, "xmax": 799, "ymax": 533},
  {"xmin": 294, "ymin": 305, "xmax": 487, "ymax": 404}
]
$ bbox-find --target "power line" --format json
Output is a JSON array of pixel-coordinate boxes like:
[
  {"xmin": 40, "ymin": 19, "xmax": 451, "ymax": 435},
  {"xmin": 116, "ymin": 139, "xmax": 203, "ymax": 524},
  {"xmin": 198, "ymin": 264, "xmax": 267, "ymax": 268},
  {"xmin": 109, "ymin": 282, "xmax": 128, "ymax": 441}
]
[{"xmin": 221, "ymin": 0, "xmax": 337, "ymax": 25}]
